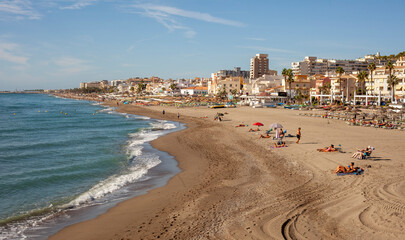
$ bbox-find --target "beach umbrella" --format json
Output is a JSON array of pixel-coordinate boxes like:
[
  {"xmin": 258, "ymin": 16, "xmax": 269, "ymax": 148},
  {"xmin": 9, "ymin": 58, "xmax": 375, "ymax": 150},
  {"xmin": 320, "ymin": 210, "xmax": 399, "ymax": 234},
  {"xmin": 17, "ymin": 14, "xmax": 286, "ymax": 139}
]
[
  {"xmin": 253, "ymin": 122, "xmax": 264, "ymax": 126},
  {"xmin": 269, "ymin": 123, "xmax": 283, "ymax": 129}
]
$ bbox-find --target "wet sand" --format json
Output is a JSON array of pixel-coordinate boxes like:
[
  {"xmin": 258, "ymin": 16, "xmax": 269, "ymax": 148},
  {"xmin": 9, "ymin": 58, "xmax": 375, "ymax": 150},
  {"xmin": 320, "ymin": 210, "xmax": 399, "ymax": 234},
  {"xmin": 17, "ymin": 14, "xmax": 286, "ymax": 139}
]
[{"xmin": 50, "ymin": 105, "xmax": 405, "ymax": 240}]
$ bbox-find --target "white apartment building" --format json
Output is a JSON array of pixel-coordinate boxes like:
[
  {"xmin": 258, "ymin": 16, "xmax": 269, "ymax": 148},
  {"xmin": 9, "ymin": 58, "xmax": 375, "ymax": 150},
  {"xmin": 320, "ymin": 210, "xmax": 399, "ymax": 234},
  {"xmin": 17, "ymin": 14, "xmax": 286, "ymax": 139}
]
[
  {"xmin": 110, "ymin": 79, "xmax": 126, "ymax": 87},
  {"xmin": 180, "ymin": 87, "xmax": 208, "ymax": 96},
  {"xmin": 292, "ymin": 53, "xmax": 392, "ymax": 76},
  {"xmin": 250, "ymin": 74, "xmax": 283, "ymax": 95},
  {"xmin": 372, "ymin": 57, "xmax": 405, "ymax": 100}
]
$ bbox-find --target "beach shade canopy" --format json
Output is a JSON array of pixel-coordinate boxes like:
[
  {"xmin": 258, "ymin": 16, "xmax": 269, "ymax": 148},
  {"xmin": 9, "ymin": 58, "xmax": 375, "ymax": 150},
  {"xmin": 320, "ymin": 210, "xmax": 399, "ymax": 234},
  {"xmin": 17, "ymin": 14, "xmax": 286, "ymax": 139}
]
[
  {"xmin": 253, "ymin": 122, "xmax": 264, "ymax": 126},
  {"xmin": 269, "ymin": 123, "xmax": 283, "ymax": 129}
]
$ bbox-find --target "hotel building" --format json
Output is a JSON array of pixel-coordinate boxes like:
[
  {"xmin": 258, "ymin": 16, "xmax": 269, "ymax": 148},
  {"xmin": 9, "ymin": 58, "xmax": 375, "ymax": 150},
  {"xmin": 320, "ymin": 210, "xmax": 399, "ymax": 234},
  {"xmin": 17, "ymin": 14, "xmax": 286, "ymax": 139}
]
[
  {"xmin": 250, "ymin": 54, "xmax": 270, "ymax": 79},
  {"xmin": 292, "ymin": 53, "xmax": 391, "ymax": 76}
]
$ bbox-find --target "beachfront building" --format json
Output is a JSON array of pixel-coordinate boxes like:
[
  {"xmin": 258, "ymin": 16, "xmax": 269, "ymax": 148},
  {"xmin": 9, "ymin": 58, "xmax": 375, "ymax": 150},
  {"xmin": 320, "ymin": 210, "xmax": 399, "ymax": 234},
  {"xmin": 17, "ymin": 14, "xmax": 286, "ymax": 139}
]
[
  {"xmin": 180, "ymin": 86, "xmax": 208, "ymax": 96},
  {"xmin": 80, "ymin": 81, "xmax": 103, "ymax": 89},
  {"xmin": 330, "ymin": 74, "xmax": 357, "ymax": 101},
  {"xmin": 282, "ymin": 75, "xmax": 311, "ymax": 99},
  {"xmin": 371, "ymin": 58, "xmax": 405, "ymax": 101},
  {"xmin": 250, "ymin": 54, "xmax": 270, "ymax": 79},
  {"xmin": 216, "ymin": 77, "xmax": 242, "ymax": 95},
  {"xmin": 250, "ymin": 74, "xmax": 283, "ymax": 95},
  {"xmin": 209, "ymin": 67, "xmax": 249, "ymax": 95},
  {"xmin": 312, "ymin": 75, "xmax": 331, "ymax": 94},
  {"xmin": 291, "ymin": 53, "xmax": 392, "ymax": 76}
]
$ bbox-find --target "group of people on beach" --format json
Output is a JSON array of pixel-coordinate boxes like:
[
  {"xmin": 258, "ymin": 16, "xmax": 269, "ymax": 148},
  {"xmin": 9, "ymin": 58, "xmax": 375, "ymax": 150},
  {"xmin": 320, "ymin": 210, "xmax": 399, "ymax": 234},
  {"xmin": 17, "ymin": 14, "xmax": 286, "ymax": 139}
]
[{"xmin": 254, "ymin": 127, "xmax": 301, "ymax": 148}]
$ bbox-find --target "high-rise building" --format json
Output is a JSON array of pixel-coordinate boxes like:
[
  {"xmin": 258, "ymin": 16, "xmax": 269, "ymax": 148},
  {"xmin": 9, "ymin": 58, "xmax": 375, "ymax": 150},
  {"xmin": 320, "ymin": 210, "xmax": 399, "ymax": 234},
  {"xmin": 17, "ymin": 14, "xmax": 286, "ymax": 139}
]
[{"xmin": 250, "ymin": 54, "xmax": 270, "ymax": 79}]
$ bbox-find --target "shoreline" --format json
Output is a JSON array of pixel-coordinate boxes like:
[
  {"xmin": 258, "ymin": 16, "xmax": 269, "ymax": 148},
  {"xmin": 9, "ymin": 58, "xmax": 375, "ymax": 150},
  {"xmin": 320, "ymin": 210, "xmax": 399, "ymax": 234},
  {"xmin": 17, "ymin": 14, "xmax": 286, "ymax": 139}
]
[
  {"xmin": 50, "ymin": 103, "xmax": 405, "ymax": 239},
  {"xmin": 0, "ymin": 95, "xmax": 185, "ymax": 240}
]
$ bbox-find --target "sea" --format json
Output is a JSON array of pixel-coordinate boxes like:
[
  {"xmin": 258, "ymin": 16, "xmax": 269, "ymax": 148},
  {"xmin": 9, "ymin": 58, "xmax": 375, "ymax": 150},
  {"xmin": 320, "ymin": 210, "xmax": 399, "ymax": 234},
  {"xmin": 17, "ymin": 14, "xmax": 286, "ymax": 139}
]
[{"xmin": 0, "ymin": 93, "xmax": 183, "ymax": 239}]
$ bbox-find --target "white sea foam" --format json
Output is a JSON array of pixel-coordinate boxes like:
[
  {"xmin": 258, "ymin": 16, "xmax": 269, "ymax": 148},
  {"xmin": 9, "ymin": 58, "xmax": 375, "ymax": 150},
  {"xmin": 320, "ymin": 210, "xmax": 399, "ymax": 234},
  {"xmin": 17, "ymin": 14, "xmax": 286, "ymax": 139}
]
[
  {"xmin": 65, "ymin": 155, "xmax": 161, "ymax": 207},
  {"xmin": 98, "ymin": 107, "xmax": 115, "ymax": 114},
  {"xmin": 150, "ymin": 120, "xmax": 177, "ymax": 130},
  {"xmin": 63, "ymin": 120, "xmax": 177, "ymax": 208}
]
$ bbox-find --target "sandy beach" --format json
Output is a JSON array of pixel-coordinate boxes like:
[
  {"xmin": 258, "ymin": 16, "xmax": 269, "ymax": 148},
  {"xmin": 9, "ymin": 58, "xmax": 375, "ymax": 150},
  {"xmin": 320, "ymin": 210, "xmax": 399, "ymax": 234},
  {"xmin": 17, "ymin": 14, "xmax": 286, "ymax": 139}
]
[{"xmin": 50, "ymin": 104, "xmax": 405, "ymax": 240}]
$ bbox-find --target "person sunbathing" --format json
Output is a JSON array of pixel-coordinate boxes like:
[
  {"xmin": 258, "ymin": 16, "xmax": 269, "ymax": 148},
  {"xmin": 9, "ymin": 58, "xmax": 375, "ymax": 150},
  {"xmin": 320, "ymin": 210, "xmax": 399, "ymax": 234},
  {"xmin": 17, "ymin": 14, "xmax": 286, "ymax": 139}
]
[
  {"xmin": 235, "ymin": 124, "xmax": 246, "ymax": 127},
  {"xmin": 248, "ymin": 128, "xmax": 255, "ymax": 132},
  {"xmin": 334, "ymin": 162, "xmax": 362, "ymax": 174},
  {"xmin": 274, "ymin": 141, "xmax": 286, "ymax": 148},
  {"xmin": 351, "ymin": 146, "xmax": 373, "ymax": 159},
  {"xmin": 317, "ymin": 144, "xmax": 337, "ymax": 152},
  {"xmin": 259, "ymin": 133, "xmax": 271, "ymax": 139}
]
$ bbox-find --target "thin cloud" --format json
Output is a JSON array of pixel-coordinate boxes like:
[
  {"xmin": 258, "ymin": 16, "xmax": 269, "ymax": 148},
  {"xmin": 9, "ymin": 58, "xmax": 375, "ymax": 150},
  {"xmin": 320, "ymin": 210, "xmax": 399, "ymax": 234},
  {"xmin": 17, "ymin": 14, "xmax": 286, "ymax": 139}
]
[
  {"xmin": 130, "ymin": 4, "xmax": 244, "ymax": 38},
  {"xmin": 246, "ymin": 37, "xmax": 265, "ymax": 41},
  {"xmin": 238, "ymin": 45, "xmax": 300, "ymax": 54},
  {"xmin": 133, "ymin": 4, "xmax": 244, "ymax": 27},
  {"xmin": 0, "ymin": 41, "xmax": 28, "ymax": 64},
  {"xmin": 0, "ymin": 0, "xmax": 41, "ymax": 20},
  {"xmin": 60, "ymin": 0, "xmax": 96, "ymax": 10},
  {"xmin": 54, "ymin": 56, "xmax": 91, "ymax": 73}
]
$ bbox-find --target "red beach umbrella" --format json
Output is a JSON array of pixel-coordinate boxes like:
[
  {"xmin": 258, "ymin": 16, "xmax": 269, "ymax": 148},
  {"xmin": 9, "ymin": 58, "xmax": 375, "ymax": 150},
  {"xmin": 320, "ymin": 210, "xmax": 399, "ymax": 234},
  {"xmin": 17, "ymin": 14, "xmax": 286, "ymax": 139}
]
[{"xmin": 253, "ymin": 122, "xmax": 264, "ymax": 126}]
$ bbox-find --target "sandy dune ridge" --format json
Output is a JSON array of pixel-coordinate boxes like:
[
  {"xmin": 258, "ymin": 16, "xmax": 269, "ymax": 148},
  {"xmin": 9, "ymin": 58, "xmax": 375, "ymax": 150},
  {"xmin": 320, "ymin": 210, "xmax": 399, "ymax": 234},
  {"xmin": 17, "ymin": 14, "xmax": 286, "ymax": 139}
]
[{"xmin": 51, "ymin": 104, "xmax": 405, "ymax": 240}]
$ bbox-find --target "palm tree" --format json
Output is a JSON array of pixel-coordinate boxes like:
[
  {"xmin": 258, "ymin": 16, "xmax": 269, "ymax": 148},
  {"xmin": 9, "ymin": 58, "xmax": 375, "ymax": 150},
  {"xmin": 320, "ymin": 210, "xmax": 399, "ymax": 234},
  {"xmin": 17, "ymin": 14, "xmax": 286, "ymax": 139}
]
[
  {"xmin": 368, "ymin": 62, "xmax": 376, "ymax": 95},
  {"xmin": 356, "ymin": 71, "xmax": 368, "ymax": 95},
  {"xmin": 286, "ymin": 69, "xmax": 294, "ymax": 103},
  {"xmin": 136, "ymin": 83, "xmax": 143, "ymax": 95},
  {"xmin": 335, "ymin": 67, "xmax": 345, "ymax": 95},
  {"xmin": 320, "ymin": 82, "xmax": 331, "ymax": 94},
  {"xmin": 282, "ymin": 68, "xmax": 289, "ymax": 92},
  {"xmin": 386, "ymin": 61, "xmax": 395, "ymax": 102},
  {"xmin": 388, "ymin": 75, "xmax": 399, "ymax": 103},
  {"xmin": 282, "ymin": 68, "xmax": 289, "ymax": 82}
]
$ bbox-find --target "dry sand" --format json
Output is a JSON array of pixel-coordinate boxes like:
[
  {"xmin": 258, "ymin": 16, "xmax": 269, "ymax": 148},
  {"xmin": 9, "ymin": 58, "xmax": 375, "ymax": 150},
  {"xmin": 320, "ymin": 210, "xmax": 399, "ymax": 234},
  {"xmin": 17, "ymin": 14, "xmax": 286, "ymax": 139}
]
[{"xmin": 50, "ymin": 105, "xmax": 405, "ymax": 240}]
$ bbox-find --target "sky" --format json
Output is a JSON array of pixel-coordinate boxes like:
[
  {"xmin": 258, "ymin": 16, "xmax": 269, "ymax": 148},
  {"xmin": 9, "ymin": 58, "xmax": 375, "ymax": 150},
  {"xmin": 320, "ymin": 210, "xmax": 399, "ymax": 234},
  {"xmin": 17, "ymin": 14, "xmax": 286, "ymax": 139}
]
[{"xmin": 0, "ymin": 0, "xmax": 404, "ymax": 91}]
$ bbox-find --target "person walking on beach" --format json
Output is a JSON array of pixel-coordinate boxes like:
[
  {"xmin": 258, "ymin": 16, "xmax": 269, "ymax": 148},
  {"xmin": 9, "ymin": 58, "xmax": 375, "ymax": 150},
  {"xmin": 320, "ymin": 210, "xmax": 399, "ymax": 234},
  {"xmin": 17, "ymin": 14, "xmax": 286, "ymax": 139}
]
[
  {"xmin": 296, "ymin": 127, "xmax": 301, "ymax": 144},
  {"xmin": 162, "ymin": 110, "xmax": 165, "ymax": 115},
  {"xmin": 177, "ymin": 113, "xmax": 180, "ymax": 119}
]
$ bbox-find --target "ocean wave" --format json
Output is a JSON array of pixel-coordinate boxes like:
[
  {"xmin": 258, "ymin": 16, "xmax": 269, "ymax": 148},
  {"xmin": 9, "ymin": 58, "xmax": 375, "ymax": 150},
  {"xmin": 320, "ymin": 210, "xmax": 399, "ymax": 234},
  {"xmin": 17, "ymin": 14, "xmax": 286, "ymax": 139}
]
[
  {"xmin": 64, "ymin": 154, "xmax": 161, "ymax": 207},
  {"xmin": 150, "ymin": 121, "xmax": 177, "ymax": 130}
]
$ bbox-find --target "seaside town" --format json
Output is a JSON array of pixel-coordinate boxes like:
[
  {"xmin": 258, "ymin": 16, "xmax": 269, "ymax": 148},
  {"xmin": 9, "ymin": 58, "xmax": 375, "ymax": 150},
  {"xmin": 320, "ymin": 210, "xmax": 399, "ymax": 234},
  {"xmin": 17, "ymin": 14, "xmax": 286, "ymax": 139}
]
[
  {"xmin": 1, "ymin": 1, "xmax": 405, "ymax": 239},
  {"xmin": 2, "ymin": 51, "xmax": 405, "ymax": 240},
  {"xmin": 19, "ymin": 51, "xmax": 403, "ymax": 108},
  {"xmin": 35, "ymin": 51, "xmax": 404, "ymax": 130}
]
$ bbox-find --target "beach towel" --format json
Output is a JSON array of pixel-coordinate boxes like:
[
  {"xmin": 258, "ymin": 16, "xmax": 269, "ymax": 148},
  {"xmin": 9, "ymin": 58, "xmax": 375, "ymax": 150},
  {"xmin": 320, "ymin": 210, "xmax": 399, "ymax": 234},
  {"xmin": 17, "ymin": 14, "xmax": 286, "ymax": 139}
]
[
  {"xmin": 336, "ymin": 169, "xmax": 364, "ymax": 176},
  {"xmin": 271, "ymin": 146, "xmax": 288, "ymax": 149}
]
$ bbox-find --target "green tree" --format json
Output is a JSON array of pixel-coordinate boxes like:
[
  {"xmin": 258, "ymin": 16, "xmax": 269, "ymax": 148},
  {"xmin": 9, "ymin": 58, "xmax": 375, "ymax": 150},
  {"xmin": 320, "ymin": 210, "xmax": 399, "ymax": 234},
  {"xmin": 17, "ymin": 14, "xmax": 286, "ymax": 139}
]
[
  {"xmin": 356, "ymin": 71, "xmax": 368, "ymax": 95},
  {"xmin": 335, "ymin": 67, "xmax": 345, "ymax": 94},
  {"xmin": 282, "ymin": 68, "xmax": 289, "ymax": 83},
  {"xmin": 386, "ymin": 61, "xmax": 395, "ymax": 102},
  {"xmin": 216, "ymin": 85, "xmax": 227, "ymax": 99},
  {"xmin": 388, "ymin": 75, "xmax": 399, "ymax": 102},
  {"xmin": 162, "ymin": 87, "xmax": 166, "ymax": 92},
  {"xmin": 169, "ymin": 83, "xmax": 177, "ymax": 91},
  {"xmin": 230, "ymin": 89, "xmax": 238, "ymax": 96},
  {"xmin": 320, "ymin": 82, "xmax": 331, "ymax": 94},
  {"xmin": 285, "ymin": 69, "xmax": 294, "ymax": 103},
  {"xmin": 368, "ymin": 62, "xmax": 376, "ymax": 95},
  {"xmin": 130, "ymin": 86, "xmax": 135, "ymax": 93},
  {"xmin": 294, "ymin": 89, "xmax": 305, "ymax": 104},
  {"xmin": 136, "ymin": 83, "xmax": 143, "ymax": 95}
]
